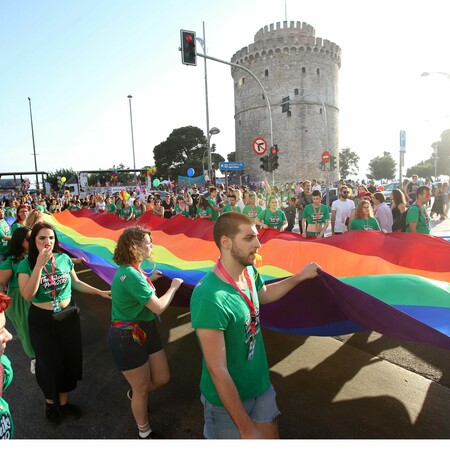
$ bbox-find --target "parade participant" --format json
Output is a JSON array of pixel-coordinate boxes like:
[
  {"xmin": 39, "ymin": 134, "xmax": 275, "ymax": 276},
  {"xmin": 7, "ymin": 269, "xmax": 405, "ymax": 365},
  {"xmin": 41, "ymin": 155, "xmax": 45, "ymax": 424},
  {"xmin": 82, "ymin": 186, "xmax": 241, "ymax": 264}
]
[
  {"xmin": 390, "ymin": 188, "xmax": 407, "ymax": 221},
  {"xmin": 119, "ymin": 199, "xmax": 133, "ymax": 221},
  {"xmin": 373, "ymin": 192, "xmax": 393, "ymax": 232},
  {"xmin": 132, "ymin": 198, "xmax": 146, "ymax": 219},
  {"xmin": 190, "ymin": 212, "xmax": 320, "ymax": 439},
  {"xmin": 10, "ymin": 204, "xmax": 29, "ymax": 234},
  {"xmin": 406, "ymin": 185, "xmax": 431, "ymax": 234},
  {"xmin": 108, "ymin": 226, "xmax": 183, "ymax": 439},
  {"xmin": 152, "ymin": 198, "xmax": 165, "ymax": 218},
  {"xmin": 24, "ymin": 209, "xmax": 44, "ymax": 230},
  {"xmin": 242, "ymin": 191, "xmax": 263, "ymax": 223},
  {"xmin": 174, "ymin": 196, "xmax": 190, "ymax": 218},
  {"xmin": 0, "ymin": 292, "xmax": 14, "ymax": 439},
  {"xmin": 95, "ymin": 194, "xmax": 106, "ymax": 213},
  {"xmin": 0, "ymin": 227, "xmax": 36, "ymax": 373},
  {"xmin": 331, "ymin": 186, "xmax": 355, "ymax": 235},
  {"xmin": 0, "ymin": 207, "xmax": 11, "ymax": 263},
  {"xmin": 221, "ymin": 194, "xmax": 241, "ymax": 213},
  {"xmin": 196, "ymin": 196, "xmax": 213, "ymax": 220},
  {"xmin": 17, "ymin": 222, "xmax": 111, "ymax": 425},
  {"xmin": 254, "ymin": 196, "xmax": 288, "ymax": 231},
  {"xmin": 301, "ymin": 190, "xmax": 330, "ymax": 238},
  {"xmin": 207, "ymin": 187, "xmax": 222, "ymax": 221},
  {"xmin": 105, "ymin": 196, "xmax": 117, "ymax": 214},
  {"xmin": 349, "ymin": 200, "xmax": 381, "ymax": 231}
]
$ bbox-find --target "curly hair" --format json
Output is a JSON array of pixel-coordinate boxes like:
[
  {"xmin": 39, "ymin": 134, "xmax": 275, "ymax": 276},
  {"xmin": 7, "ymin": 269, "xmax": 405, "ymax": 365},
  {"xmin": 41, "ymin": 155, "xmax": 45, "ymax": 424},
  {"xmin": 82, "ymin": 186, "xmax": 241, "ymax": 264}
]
[
  {"xmin": 354, "ymin": 200, "xmax": 374, "ymax": 219},
  {"xmin": 113, "ymin": 226, "xmax": 152, "ymax": 266},
  {"xmin": 0, "ymin": 292, "xmax": 11, "ymax": 313}
]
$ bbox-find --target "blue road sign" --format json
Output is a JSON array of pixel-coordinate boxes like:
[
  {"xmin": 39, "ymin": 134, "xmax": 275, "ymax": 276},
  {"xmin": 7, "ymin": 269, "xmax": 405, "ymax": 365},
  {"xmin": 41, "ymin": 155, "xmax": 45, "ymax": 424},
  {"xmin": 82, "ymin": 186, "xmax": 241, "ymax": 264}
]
[
  {"xmin": 220, "ymin": 161, "xmax": 245, "ymax": 171},
  {"xmin": 400, "ymin": 130, "xmax": 406, "ymax": 153}
]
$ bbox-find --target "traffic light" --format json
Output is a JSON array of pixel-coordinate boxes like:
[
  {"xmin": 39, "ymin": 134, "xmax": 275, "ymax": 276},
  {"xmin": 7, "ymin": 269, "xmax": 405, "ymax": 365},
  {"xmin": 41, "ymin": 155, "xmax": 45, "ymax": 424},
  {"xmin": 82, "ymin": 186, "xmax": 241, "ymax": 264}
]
[
  {"xmin": 270, "ymin": 145, "xmax": 279, "ymax": 171},
  {"xmin": 180, "ymin": 30, "xmax": 197, "ymax": 66},
  {"xmin": 330, "ymin": 155, "xmax": 337, "ymax": 170},
  {"xmin": 260, "ymin": 155, "xmax": 269, "ymax": 172},
  {"xmin": 319, "ymin": 161, "xmax": 325, "ymax": 171},
  {"xmin": 281, "ymin": 96, "xmax": 290, "ymax": 113}
]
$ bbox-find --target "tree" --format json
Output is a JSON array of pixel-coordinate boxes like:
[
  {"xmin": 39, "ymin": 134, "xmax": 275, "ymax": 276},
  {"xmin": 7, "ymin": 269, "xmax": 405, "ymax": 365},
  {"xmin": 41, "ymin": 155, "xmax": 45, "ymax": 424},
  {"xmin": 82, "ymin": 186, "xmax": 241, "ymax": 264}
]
[
  {"xmin": 339, "ymin": 147, "xmax": 360, "ymax": 179},
  {"xmin": 153, "ymin": 126, "xmax": 207, "ymax": 180},
  {"xmin": 406, "ymin": 160, "xmax": 434, "ymax": 179},
  {"xmin": 47, "ymin": 168, "xmax": 77, "ymax": 191},
  {"xmin": 366, "ymin": 152, "xmax": 396, "ymax": 180}
]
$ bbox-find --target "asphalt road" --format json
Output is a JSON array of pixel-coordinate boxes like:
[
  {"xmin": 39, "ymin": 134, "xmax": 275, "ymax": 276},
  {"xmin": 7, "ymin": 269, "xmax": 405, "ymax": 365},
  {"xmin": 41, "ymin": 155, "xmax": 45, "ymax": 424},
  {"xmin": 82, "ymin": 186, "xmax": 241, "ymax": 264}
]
[{"xmin": 4, "ymin": 266, "xmax": 450, "ymax": 440}]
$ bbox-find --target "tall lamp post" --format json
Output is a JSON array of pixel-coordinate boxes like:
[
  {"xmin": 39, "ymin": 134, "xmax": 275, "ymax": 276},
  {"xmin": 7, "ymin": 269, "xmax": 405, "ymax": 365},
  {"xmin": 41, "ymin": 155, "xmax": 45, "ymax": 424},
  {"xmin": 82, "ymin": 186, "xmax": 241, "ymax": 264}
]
[
  {"xmin": 27, "ymin": 97, "xmax": 39, "ymax": 191},
  {"xmin": 127, "ymin": 95, "xmax": 136, "ymax": 182},
  {"xmin": 207, "ymin": 127, "xmax": 220, "ymax": 182}
]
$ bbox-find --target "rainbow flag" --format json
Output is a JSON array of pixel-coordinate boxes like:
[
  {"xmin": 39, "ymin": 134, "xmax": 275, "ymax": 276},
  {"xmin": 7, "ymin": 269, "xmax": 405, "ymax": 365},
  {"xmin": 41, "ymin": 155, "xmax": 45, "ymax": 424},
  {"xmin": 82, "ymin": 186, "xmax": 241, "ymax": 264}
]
[{"xmin": 47, "ymin": 210, "xmax": 450, "ymax": 350}]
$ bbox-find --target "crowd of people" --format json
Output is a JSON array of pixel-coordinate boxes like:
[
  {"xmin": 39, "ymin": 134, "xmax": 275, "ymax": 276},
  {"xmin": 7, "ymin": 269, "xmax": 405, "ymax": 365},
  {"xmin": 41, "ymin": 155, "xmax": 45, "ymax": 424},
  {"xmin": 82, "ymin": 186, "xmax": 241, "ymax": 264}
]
[{"xmin": 0, "ymin": 173, "xmax": 447, "ymax": 439}]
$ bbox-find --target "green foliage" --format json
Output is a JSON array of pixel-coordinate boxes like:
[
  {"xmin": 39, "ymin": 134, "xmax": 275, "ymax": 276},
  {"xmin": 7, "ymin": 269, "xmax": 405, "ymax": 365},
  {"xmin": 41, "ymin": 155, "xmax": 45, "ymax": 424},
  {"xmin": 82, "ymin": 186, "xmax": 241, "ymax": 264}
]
[
  {"xmin": 366, "ymin": 151, "xmax": 396, "ymax": 180},
  {"xmin": 406, "ymin": 160, "xmax": 435, "ymax": 179},
  {"xmin": 339, "ymin": 147, "xmax": 360, "ymax": 179},
  {"xmin": 153, "ymin": 126, "xmax": 207, "ymax": 179},
  {"xmin": 47, "ymin": 168, "xmax": 76, "ymax": 191}
]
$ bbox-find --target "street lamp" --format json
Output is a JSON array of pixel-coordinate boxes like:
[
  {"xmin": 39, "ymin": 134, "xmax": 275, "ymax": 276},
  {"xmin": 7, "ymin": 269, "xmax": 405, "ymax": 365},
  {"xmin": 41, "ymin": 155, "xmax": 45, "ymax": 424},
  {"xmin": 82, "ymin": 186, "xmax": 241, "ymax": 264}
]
[
  {"xmin": 204, "ymin": 127, "xmax": 220, "ymax": 180},
  {"xmin": 127, "ymin": 95, "xmax": 136, "ymax": 181},
  {"xmin": 27, "ymin": 97, "xmax": 39, "ymax": 191}
]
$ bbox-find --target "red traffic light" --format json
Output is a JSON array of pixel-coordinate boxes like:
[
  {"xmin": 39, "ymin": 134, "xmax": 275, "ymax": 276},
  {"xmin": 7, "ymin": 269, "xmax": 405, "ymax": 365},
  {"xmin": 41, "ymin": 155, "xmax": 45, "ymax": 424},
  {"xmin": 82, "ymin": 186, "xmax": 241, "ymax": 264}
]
[
  {"xmin": 185, "ymin": 33, "xmax": 193, "ymax": 43},
  {"xmin": 271, "ymin": 146, "xmax": 278, "ymax": 155}
]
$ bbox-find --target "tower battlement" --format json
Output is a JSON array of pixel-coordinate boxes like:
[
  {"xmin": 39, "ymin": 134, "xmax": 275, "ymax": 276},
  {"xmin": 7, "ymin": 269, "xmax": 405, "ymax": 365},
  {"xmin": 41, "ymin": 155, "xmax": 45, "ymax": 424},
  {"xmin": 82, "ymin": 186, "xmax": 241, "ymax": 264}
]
[{"xmin": 231, "ymin": 21, "xmax": 341, "ymax": 67}]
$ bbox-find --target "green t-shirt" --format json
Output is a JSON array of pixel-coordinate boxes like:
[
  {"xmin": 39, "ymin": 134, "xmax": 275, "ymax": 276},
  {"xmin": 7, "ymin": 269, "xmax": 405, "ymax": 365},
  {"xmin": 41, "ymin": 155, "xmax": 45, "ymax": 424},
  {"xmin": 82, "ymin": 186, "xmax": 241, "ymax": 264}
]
[
  {"xmin": 119, "ymin": 205, "xmax": 133, "ymax": 220},
  {"xmin": 10, "ymin": 223, "xmax": 23, "ymax": 235},
  {"xmin": 5, "ymin": 208, "xmax": 16, "ymax": 218},
  {"xmin": 106, "ymin": 203, "xmax": 117, "ymax": 214},
  {"xmin": 221, "ymin": 204, "xmax": 241, "ymax": 214},
  {"xmin": 133, "ymin": 206, "xmax": 144, "ymax": 219},
  {"xmin": 17, "ymin": 253, "xmax": 74, "ymax": 304},
  {"xmin": 405, "ymin": 204, "xmax": 430, "ymax": 234},
  {"xmin": 174, "ymin": 204, "xmax": 190, "ymax": 218},
  {"xmin": 0, "ymin": 219, "xmax": 11, "ymax": 256},
  {"xmin": 190, "ymin": 267, "xmax": 270, "ymax": 406},
  {"xmin": 111, "ymin": 265, "xmax": 156, "ymax": 322},
  {"xmin": 302, "ymin": 203, "xmax": 330, "ymax": 224},
  {"xmin": 242, "ymin": 204, "xmax": 262, "ymax": 219},
  {"xmin": 196, "ymin": 205, "xmax": 213, "ymax": 219},
  {"xmin": 349, "ymin": 217, "xmax": 381, "ymax": 231},
  {"xmin": 207, "ymin": 197, "xmax": 219, "ymax": 221},
  {"xmin": 0, "ymin": 256, "xmax": 22, "ymax": 289},
  {"xmin": 257, "ymin": 208, "xmax": 287, "ymax": 230},
  {"xmin": 0, "ymin": 354, "xmax": 14, "ymax": 439}
]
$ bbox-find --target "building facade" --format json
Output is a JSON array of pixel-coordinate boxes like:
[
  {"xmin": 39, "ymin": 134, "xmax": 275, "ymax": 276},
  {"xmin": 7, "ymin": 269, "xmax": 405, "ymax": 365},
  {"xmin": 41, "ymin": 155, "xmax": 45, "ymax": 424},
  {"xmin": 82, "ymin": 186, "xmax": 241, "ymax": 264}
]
[{"xmin": 231, "ymin": 20, "xmax": 341, "ymax": 184}]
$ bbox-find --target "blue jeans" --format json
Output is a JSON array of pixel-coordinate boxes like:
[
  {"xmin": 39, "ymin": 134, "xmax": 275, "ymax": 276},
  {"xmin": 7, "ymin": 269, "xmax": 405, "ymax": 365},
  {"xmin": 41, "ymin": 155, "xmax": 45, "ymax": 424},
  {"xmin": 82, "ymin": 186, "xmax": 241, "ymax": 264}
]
[{"xmin": 201, "ymin": 384, "xmax": 280, "ymax": 439}]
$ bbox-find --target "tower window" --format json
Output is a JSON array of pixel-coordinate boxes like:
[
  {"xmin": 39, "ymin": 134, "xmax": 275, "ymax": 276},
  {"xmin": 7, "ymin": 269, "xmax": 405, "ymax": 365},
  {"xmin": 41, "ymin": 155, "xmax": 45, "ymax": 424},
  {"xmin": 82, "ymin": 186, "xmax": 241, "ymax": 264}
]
[
  {"xmin": 294, "ymin": 88, "xmax": 299, "ymax": 95},
  {"xmin": 317, "ymin": 68, "xmax": 320, "ymax": 75},
  {"xmin": 319, "ymin": 108, "xmax": 323, "ymax": 114},
  {"xmin": 265, "ymin": 69, "xmax": 269, "ymax": 76},
  {"xmin": 262, "ymin": 94, "xmax": 265, "ymax": 100},
  {"xmin": 238, "ymin": 77, "xmax": 245, "ymax": 86},
  {"xmin": 302, "ymin": 67, "xmax": 306, "ymax": 73}
]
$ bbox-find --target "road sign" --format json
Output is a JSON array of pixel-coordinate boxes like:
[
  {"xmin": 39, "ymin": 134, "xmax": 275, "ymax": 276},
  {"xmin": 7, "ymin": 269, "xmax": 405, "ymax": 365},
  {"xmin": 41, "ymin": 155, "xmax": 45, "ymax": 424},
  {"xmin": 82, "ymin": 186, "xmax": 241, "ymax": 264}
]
[
  {"xmin": 321, "ymin": 151, "xmax": 331, "ymax": 163},
  {"xmin": 252, "ymin": 137, "xmax": 268, "ymax": 155},
  {"xmin": 220, "ymin": 161, "xmax": 245, "ymax": 171},
  {"xmin": 400, "ymin": 130, "xmax": 406, "ymax": 154}
]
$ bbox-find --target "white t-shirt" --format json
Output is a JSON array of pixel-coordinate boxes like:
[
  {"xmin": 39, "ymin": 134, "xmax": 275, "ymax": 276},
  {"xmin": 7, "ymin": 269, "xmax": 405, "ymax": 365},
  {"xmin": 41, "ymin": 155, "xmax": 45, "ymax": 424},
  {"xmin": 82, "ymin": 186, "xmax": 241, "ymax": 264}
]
[{"xmin": 331, "ymin": 199, "xmax": 355, "ymax": 233}]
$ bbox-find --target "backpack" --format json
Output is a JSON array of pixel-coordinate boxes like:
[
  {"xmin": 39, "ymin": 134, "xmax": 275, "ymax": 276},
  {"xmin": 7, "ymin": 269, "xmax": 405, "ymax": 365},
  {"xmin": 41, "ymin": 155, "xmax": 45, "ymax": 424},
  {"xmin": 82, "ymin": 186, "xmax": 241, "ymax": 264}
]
[
  {"xmin": 392, "ymin": 205, "xmax": 418, "ymax": 232},
  {"xmin": 392, "ymin": 211, "xmax": 408, "ymax": 232}
]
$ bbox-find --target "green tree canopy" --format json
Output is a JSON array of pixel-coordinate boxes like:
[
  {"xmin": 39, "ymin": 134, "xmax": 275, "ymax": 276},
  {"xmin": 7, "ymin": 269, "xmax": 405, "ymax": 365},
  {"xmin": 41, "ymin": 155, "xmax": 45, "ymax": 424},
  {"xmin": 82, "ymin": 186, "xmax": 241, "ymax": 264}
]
[
  {"xmin": 339, "ymin": 147, "xmax": 360, "ymax": 179},
  {"xmin": 366, "ymin": 151, "xmax": 396, "ymax": 180}
]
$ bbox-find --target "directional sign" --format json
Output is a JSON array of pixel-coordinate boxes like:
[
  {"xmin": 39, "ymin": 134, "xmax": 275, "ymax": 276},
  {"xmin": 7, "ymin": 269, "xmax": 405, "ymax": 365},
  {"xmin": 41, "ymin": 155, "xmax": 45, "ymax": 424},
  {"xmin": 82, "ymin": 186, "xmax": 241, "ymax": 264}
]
[
  {"xmin": 252, "ymin": 137, "xmax": 268, "ymax": 155},
  {"xmin": 321, "ymin": 151, "xmax": 331, "ymax": 163},
  {"xmin": 400, "ymin": 130, "xmax": 406, "ymax": 154},
  {"xmin": 220, "ymin": 161, "xmax": 245, "ymax": 171}
]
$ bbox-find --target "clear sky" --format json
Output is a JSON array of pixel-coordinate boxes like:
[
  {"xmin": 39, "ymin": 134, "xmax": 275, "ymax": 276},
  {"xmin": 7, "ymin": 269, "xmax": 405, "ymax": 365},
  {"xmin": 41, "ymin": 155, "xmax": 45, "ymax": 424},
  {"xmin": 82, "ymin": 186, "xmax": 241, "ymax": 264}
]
[{"xmin": 1, "ymin": 0, "xmax": 450, "ymax": 181}]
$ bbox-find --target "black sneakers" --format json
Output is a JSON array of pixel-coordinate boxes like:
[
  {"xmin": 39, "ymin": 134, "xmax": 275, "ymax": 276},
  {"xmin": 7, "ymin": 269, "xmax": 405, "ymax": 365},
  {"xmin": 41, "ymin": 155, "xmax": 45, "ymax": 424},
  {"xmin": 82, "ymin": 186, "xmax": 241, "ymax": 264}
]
[
  {"xmin": 45, "ymin": 402, "xmax": 82, "ymax": 425},
  {"xmin": 45, "ymin": 403, "xmax": 61, "ymax": 426},
  {"xmin": 60, "ymin": 403, "xmax": 82, "ymax": 420}
]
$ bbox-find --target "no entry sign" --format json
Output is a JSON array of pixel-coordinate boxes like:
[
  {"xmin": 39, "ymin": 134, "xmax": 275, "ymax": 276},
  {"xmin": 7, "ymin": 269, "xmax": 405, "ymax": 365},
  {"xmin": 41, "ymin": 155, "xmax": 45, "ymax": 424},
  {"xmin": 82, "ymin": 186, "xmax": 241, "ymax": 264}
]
[{"xmin": 321, "ymin": 151, "xmax": 331, "ymax": 163}]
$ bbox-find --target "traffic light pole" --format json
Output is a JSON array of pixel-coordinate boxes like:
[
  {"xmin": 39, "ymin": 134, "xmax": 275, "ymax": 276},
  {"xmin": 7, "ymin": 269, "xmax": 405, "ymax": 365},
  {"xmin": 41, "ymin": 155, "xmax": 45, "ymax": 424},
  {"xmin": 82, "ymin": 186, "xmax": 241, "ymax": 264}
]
[{"xmin": 197, "ymin": 52, "xmax": 273, "ymax": 149}]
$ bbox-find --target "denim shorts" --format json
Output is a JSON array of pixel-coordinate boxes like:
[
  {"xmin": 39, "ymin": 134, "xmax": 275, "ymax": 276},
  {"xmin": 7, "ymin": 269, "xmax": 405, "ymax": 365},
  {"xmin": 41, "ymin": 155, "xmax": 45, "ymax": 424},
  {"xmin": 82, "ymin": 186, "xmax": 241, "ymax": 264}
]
[
  {"xmin": 201, "ymin": 384, "xmax": 280, "ymax": 439},
  {"xmin": 108, "ymin": 320, "xmax": 163, "ymax": 371}
]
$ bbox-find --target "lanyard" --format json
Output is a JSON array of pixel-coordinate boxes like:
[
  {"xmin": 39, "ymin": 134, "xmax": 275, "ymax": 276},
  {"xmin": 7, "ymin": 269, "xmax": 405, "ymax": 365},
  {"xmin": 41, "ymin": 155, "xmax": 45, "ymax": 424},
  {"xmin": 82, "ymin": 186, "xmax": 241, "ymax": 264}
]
[
  {"xmin": 130, "ymin": 263, "xmax": 155, "ymax": 290},
  {"xmin": 42, "ymin": 257, "xmax": 60, "ymax": 313},
  {"xmin": 217, "ymin": 258, "xmax": 257, "ymax": 336}
]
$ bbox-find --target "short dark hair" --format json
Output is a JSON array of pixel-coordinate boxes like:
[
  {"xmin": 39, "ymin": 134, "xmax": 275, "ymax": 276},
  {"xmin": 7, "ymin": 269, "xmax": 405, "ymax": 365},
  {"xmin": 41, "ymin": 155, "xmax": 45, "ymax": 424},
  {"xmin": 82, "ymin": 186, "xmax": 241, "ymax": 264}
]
[
  {"xmin": 373, "ymin": 192, "xmax": 385, "ymax": 203},
  {"xmin": 416, "ymin": 185, "xmax": 431, "ymax": 197},
  {"xmin": 311, "ymin": 190, "xmax": 322, "ymax": 197},
  {"xmin": 213, "ymin": 212, "xmax": 254, "ymax": 249}
]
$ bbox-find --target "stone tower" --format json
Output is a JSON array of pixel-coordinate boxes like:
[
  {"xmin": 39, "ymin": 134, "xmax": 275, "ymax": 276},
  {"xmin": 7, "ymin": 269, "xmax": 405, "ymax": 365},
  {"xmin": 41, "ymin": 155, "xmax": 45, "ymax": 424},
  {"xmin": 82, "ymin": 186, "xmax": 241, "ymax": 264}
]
[{"xmin": 231, "ymin": 21, "xmax": 341, "ymax": 184}]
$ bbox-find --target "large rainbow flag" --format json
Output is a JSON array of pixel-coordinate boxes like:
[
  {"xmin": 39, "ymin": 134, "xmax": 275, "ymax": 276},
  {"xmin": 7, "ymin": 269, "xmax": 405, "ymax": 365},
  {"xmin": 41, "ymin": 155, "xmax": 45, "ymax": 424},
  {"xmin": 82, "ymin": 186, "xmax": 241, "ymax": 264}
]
[{"xmin": 46, "ymin": 210, "xmax": 450, "ymax": 350}]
